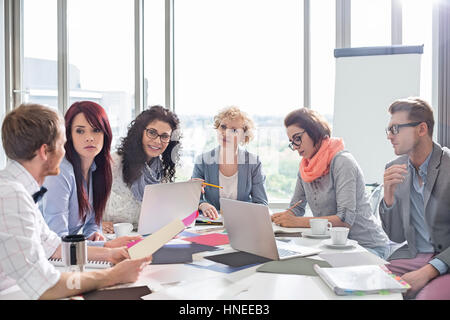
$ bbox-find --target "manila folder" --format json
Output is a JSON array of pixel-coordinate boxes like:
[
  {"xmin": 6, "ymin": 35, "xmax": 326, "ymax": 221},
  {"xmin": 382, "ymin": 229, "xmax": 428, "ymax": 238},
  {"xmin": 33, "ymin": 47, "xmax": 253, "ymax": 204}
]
[{"xmin": 129, "ymin": 219, "xmax": 185, "ymax": 260}]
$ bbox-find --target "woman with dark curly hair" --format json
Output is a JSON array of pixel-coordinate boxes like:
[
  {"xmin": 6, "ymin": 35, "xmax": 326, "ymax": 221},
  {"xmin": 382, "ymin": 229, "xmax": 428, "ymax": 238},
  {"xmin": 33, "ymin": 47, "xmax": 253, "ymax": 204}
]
[{"xmin": 103, "ymin": 105, "xmax": 181, "ymax": 233}]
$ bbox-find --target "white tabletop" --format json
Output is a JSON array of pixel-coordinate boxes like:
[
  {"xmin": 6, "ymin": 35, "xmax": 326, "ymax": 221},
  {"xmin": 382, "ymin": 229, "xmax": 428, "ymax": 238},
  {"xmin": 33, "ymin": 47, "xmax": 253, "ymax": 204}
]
[{"xmin": 0, "ymin": 225, "xmax": 403, "ymax": 300}]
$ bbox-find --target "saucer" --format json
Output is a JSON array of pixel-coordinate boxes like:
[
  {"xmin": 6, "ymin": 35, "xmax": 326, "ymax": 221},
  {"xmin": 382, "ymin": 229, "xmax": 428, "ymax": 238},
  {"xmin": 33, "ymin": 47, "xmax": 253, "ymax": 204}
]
[
  {"xmin": 302, "ymin": 230, "xmax": 331, "ymax": 239},
  {"xmin": 321, "ymin": 239, "xmax": 357, "ymax": 249}
]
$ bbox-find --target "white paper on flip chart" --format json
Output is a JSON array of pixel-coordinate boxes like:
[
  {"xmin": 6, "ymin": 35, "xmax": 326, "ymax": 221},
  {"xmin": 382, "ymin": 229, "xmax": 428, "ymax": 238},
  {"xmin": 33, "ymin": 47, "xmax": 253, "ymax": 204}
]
[{"xmin": 129, "ymin": 219, "xmax": 185, "ymax": 260}]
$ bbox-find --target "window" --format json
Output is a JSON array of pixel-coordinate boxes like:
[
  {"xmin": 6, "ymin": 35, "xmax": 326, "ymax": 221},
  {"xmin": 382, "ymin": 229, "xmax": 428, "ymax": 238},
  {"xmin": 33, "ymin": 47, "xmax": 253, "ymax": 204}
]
[
  {"xmin": 402, "ymin": 0, "xmax": 434, "ymax": 107},
  {"xmin": 0, "ymin": 0, "xmax": 5, "ymax": 168},
  {"xmin": 23, "ymin": 0, "xmax": 58, "ymax": 109},
  {"xmin": 311, "ymin": 0, "xmax": 336, "ymax": 122},
  {"xmin": 143, "ymin": 0, "xmax": 166, "ymax": 108},
  {"xmin": 67, "ymin": 0, "xmax": 135, "ymax": 150},
  {"xmin": 173, "ymin": 0, "xmax": 303, "ymax": 201},
  {"xmin": 351, "ymin": 0, "xmax": 391, "ymax": 47}
]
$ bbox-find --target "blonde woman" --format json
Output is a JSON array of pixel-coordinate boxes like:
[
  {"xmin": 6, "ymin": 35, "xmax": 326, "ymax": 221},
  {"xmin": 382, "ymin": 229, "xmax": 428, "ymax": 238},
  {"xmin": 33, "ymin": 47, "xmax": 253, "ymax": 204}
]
[{"xmin": 192, "ymin": 106, "xmax": 268, "ymax": 219}]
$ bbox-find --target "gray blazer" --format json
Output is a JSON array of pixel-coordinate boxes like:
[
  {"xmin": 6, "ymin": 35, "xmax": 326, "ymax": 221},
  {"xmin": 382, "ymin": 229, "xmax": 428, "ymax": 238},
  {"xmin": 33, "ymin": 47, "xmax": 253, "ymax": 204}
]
[
  {"xmin": 192, "ymin": 147, "xmax": 268, "ymax": 211},
  {"xmin": 379, "ymin": 142, "xmax": 450, "ymax": 266}
]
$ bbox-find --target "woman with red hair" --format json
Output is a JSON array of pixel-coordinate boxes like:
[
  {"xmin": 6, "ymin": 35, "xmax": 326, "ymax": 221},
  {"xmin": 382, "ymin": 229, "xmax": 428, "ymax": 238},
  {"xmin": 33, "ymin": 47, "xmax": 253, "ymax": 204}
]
[{"xmin": 42, "ymin": 101, "xmax": 141, "ymax": 247}]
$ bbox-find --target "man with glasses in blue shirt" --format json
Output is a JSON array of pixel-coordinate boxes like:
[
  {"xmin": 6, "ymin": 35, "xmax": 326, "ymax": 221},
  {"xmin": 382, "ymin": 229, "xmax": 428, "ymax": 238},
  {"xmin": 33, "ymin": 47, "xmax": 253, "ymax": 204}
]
[{"xmin": 380, "ymin": 97, "xmax": 450, "ymax": 299}]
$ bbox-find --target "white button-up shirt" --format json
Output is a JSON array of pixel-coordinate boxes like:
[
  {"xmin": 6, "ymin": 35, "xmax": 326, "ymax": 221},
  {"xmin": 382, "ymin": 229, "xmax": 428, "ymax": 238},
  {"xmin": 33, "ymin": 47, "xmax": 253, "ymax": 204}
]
[{"xmin": 0, "ymin": 160, "xmax": 61, "ymax": 300}]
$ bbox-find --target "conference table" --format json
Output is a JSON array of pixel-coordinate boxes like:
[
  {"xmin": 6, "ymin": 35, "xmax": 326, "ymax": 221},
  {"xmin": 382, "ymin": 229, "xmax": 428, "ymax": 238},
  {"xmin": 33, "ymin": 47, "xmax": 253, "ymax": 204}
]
[{"xmin": 0, "ymin": 223, "xmax": 403, "ymax": 300}]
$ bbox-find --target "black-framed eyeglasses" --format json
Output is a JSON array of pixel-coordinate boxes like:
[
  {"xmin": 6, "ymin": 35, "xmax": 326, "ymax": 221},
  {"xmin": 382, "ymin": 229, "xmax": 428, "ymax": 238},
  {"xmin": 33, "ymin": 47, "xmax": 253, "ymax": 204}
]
[
  {"xmin": 218, "ymin": 124, "xmax": 244, "ymax": 135},
  {"xmin": 145, "ymin": 128, "xmax": 171, "ymax": 143},
  {"xmin": 288, "ymin": 131, "xmax": 305, "ymax": 151},
  {"xmin": 385, "ymin": 121, "xmax": 423, "ymax": 136}
]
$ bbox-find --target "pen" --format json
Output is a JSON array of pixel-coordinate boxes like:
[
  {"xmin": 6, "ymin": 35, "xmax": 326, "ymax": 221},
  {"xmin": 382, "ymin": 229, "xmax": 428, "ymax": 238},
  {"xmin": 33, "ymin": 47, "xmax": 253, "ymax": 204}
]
[
  {"xmin": 202, "ymin": 182, "xmax": 223, "ymax": 189},
  {"xmin": 286, "ymin": 200, "xmax": 303, "ymax": 213}
]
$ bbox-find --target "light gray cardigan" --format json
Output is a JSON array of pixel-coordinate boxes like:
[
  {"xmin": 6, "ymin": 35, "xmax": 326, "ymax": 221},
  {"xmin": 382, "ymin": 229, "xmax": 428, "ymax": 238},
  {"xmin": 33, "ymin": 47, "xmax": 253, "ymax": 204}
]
[
  {"xmin": 192, "ymin": 147, "xmax": 268, "ymax": 211},
  {"xmin": 379, "ymin": 142, "xmax": 450, "ymax": 267},
  {"xmin": 290, "ymin": 150, "xmax": 389, "ymax": 249}
]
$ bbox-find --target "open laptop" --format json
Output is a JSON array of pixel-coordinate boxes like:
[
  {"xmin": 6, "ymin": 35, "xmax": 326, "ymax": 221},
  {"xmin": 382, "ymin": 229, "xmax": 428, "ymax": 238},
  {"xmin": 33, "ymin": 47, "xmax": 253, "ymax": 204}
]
[
  {"xmin": 137, "ymin": 180, "xmax": 203, "ymax": 235},
  {"xmin": 220, "ymin": 198, "xmax": 321, "ymax": 260}
]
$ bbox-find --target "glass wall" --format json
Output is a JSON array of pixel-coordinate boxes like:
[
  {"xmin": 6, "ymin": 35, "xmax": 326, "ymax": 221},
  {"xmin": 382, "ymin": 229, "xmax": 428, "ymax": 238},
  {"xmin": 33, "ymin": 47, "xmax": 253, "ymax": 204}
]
[
  {"xmin": 173, "ymin": 0, "xmax": 303, "ymax": 201},
  {"xmin": 0, "ymin": 0, "xmax": 5, "ymax": 168},
  {"xmin": 67, "ymin": 0, "xmax": 135, "ymax": 150},
  {"xmin": 402, "ymin": 0, "xmax": 434, "ymax": 107},
  {"xmin": 7, "ymin": 0, "xmax": 439, "ymax": 202},
  {"xmin": 351, "ymin": 0, "xmax": 391, "ymax": 47},
  {"xmin": 23, "ymin": 0, "xmax": 58, "ymax": 109},
  {"xmin": 144, "ymin": 0, "xmax": 166, "ymax": 108},
  {"xmin": 311, "ymin": 0, "xmax": 336, "ymax": 121}
]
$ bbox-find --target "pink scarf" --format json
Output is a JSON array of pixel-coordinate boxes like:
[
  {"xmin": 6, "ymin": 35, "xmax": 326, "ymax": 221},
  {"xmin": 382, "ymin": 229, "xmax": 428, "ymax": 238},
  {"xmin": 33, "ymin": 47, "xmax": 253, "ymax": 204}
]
[{"xmin": 299, "ymin": 137, "xmax": 345, "ymax": 183}]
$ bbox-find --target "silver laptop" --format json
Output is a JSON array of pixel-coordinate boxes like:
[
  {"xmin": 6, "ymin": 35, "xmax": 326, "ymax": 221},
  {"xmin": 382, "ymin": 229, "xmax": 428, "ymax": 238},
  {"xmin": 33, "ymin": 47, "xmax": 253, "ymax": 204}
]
[
  {"xmin": 137, "ymin": 180, "xmax": 203, "ymax": 235},
  {"xmin": 220, "ymin": 198, "xmax": 321, "ymax": 260}
]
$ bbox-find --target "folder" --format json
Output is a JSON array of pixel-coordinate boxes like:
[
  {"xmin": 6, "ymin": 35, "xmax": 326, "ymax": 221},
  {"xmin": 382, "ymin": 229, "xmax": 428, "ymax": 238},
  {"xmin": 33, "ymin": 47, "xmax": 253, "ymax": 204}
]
[
  {"xmin": 129, "ymin": 219, "xmax": 185, "ymax": 260},
  {"xmin": 314, "ymin": 264, "xmax": 410, "ymax": 296}
]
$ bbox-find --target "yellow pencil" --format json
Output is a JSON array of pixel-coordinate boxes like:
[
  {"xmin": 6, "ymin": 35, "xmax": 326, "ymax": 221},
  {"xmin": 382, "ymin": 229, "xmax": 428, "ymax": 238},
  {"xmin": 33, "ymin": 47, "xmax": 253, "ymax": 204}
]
[{"xmin": 202, "ymin": 182, "xmax": 223, "ymax": 189}]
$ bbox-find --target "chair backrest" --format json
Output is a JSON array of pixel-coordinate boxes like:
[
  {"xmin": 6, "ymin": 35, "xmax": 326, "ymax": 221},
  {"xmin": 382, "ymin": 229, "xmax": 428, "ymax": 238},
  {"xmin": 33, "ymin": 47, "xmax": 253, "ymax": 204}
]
[{"xmin": 367, "ymin": 183, "xmax": 383, "ymax": 219}]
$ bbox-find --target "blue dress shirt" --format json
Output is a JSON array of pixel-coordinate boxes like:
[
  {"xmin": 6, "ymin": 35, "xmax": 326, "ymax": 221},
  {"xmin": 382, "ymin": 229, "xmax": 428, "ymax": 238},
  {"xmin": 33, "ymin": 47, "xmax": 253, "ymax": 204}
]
[
  {"xmin": 41, "ymin": 157, "xmax": 105, "ymax": 247},
  {"xmin": 407, "ymin": 153, "xmax": 448, "ymax": 274}
]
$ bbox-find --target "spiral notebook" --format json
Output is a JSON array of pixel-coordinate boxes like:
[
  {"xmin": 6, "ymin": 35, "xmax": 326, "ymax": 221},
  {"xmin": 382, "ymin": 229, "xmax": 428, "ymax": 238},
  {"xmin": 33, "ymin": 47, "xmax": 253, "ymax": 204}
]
[
  {"xmin": 313, "ymin": 264, "xmax": 410, "ymax": 296},
  {"xmin": 48, "ymin": 258, "xmax": 112, "ymax": 269}
]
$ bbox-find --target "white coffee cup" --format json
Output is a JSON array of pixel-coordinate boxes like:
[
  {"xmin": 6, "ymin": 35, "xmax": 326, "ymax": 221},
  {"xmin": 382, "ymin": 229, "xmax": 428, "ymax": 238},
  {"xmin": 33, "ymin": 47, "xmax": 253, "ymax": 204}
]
[
  {"xmin": 330, "ymin": 227, "xmax": 350, "ymax": 245},
  {"xmin": 113, "ymin": 223, "xmax": 133, "ymax": 237},
  {"xmin": 310, "ymin": 219, "xmax": 332, "ymax": 235}
]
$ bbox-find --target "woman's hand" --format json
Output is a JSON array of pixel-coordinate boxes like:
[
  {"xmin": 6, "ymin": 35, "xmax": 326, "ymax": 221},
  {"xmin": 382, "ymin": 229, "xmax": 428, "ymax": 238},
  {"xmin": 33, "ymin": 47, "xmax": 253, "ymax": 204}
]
[
  {"xmin": 102, "ymin": 221, "xmax": 114, "ymax": 234},
  {"xmin": 271, "ymin": 210, "xmax": 304, "ymax": 227},
  {"xmin": 199, "ymin": 202, "xmax": 219, "ymax": 219},
  {"xmin": 104, "ymin": 235, "xmax": 143, "ymax": 248},
  {"xmin": 88, "ymin": 232, "xmax": 106, "ymax": 241},
  {"xmin": 191, "ymin": 178, "xmax": 205, "ymax": 194}
]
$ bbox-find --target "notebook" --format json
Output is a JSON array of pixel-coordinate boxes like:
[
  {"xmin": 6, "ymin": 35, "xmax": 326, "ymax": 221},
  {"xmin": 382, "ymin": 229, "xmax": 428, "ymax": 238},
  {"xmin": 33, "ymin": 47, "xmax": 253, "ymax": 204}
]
[
  {"xmin": 48, "ymin": 258, "xmax": 112, "ymax": 269},
  {"xmin": 82, "ymin": 286, "xmax": 152, "ymax": 300},
  {"xmin": 313, "ymin": 264, "xmax": 410, "ymax": 296},
  {"xmin": 196, "ymin": 215, "xmax": 223, "ymax": 226}
]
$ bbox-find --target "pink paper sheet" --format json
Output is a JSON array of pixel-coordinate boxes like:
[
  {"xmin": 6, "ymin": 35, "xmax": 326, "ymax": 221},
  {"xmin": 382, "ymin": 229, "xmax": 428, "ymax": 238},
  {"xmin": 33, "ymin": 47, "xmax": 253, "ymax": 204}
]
[{"xmin": 183, "ymin": 233, "xmax": 229, "ymax": 247}]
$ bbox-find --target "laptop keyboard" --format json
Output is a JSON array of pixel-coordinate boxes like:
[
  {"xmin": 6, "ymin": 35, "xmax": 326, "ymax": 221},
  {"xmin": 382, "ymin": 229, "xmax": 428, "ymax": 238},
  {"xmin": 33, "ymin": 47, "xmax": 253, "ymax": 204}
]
[{"xmin": 277, "ymin": 248, "xmax": 301, "ymax": 258}]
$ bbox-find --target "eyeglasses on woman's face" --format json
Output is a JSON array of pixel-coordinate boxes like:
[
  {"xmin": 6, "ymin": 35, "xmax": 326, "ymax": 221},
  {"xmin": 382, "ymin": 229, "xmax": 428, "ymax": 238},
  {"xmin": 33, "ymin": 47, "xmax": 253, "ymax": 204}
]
[
  {"xmin": 288, "ymin": 131, "xmax": 305, "ymax": 150},
  {"xmin": 145, "ymin": 128, "xmax": 171, "ymax": 143}
]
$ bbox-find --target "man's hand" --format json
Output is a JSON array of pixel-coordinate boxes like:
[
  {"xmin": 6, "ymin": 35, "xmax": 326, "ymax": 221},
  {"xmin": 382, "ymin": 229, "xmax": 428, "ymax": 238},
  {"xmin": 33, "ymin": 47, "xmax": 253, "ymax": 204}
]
[
  {"xmin": 107, "ymin": 256, "xmax": 153, "ymax": 285},
  {"xmin": 107, "ymin": 246, "xmax": 131, "ymax": 265},
  {"xmin": 401, "ymin": 264, "xmax": 439, "ymax": 299},
  {"xmin": 383, "ymin": 164, "xmax": 407, "ymax": 207}
]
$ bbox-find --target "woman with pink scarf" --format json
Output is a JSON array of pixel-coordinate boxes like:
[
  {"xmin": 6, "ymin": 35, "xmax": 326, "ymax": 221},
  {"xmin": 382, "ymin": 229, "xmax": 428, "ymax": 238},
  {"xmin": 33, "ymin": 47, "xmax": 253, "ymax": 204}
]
[{"xmin": 271, "ymin": 108, "xmax": 389, "ymax": 258}]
